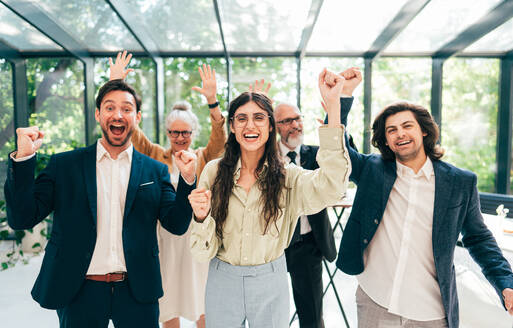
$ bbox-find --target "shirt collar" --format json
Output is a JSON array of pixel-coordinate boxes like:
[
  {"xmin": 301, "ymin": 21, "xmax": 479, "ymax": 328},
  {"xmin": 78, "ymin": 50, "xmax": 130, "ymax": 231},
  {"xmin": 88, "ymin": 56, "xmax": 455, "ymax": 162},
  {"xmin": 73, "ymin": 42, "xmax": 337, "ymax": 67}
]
[
  {"xmin": 396, "ymin": 156, "xmax": 434, "ymax": 180},
  {"xmin": 96, "ymin": 140, "xmax": 133, "ymax": 163}
]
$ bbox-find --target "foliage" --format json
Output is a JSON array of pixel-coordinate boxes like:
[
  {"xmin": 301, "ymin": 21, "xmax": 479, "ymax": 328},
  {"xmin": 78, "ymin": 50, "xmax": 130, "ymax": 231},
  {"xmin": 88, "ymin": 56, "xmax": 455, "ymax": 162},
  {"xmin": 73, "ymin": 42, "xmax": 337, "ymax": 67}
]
[{"xmin": 442, "ymin": 58, "xmax": 499, "ymax": 192}]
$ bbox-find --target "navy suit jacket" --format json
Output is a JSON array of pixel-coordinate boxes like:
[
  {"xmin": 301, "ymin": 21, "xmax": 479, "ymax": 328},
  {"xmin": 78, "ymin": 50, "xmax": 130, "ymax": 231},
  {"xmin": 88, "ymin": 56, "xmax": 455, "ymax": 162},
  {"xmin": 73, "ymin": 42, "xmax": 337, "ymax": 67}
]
[
  {"xmin": 333, "ymin": 98, "xmax": 513, "ymax": 328},
  {"xmin": 298, "ymin": 144, "xmax": 337, "ymax": 262},
  {"xmin": 4, "ymin": 143, "xmax": 194, "ymax": 309}
]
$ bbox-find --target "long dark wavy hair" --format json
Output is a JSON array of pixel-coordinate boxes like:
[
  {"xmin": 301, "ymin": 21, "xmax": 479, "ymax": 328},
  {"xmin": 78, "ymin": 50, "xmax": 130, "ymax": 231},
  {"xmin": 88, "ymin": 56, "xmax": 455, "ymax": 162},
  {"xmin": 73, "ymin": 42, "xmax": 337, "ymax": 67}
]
[
  {"xmin": 210, "ymin": 92, "xmax": 286, "ymax": 240},
  {"xmin": 371, "ymin": 102, "xmax": 444, "ymax": 161}
]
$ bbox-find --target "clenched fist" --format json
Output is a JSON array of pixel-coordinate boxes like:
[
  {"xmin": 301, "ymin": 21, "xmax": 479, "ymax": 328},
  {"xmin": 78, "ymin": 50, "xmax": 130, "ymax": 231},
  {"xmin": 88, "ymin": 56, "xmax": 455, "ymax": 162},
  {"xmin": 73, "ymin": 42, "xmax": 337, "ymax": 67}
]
[
  {"xmin": 188, "ymin": 188, "xmax": 211, "ymax": 221},
  {"xmin": 16, "ymin": 126, "xmax": 44, "ymax": 158},
  {"xmin": 175, "ymin": 150, "xmax": 197, "ymax": 184}
]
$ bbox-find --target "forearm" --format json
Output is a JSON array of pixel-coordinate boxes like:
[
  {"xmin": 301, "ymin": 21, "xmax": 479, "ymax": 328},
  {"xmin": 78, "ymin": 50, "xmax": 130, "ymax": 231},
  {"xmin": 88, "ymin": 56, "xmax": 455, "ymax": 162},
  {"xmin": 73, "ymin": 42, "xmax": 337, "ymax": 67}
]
[
  {"xmin": 293, "ymin": 126, "xmax": 351, "ymax": 215},
  {"xmin": 5, "ymin": 155, "xmax": 54, "ymax": 230},
  {"xmin": 200, "ymin": 114, "xmax": 227, "ymax": 165},
  {"xmin": 324, "ymin": 97, "xmax": 353, "ymax": 126},
  {"xmin": 159, "ymin": 175, "xmax": 195, "ymax": 235}
]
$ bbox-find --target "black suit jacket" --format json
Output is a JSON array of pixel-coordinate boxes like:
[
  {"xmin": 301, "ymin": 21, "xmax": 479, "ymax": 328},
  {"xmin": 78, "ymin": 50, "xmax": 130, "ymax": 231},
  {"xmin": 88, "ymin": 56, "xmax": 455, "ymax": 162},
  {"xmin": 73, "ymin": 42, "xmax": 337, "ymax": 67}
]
[
  {"xmin": 296, "ymin": 144, "xmax": 337, "ymax": 262},
  {"xmin": 4, "ymin": 143, "xmax": 194, "ymax": 309}
]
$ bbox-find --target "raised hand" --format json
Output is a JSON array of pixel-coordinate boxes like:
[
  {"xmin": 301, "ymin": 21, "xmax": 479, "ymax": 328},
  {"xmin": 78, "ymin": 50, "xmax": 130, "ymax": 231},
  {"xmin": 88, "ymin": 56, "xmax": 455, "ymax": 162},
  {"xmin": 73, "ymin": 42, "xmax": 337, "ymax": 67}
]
[
  {"xmin": 188, "ymin": 188, "xmax": 211, "ymax": 221},
  {"xmin": 319, "ymin": 69, "xmax": 345, "ymax": 105},
  {"xmin": 15, "ymin": 126, "xmax": 44, "ymax": 158},
  {"xmin": 319, "ymin": 69, "xmax": 344, "ymax": 127},
  {"xmin": 175, "ymin": 150, "xmax": 197, "ymax": 184},
  {"xmin": 192, "ymin": 64, "xmax": 217, "ymax": 104},
  {"xmin": 339, "ymin": 67, "xmax": 362, "ymax": 96},
  {"xmin": 109, "ymin": 50, "xmax": 134, "ymax": 81},
  {"xmin": 249, "ymin": 79, "xmax": 272, "ymax": 95}
]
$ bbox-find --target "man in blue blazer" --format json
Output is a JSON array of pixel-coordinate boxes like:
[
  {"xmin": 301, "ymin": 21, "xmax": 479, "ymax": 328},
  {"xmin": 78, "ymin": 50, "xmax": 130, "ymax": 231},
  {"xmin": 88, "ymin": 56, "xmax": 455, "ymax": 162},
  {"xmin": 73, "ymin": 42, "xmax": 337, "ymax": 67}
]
[
  {"xmin": 328, "ymin": 69, "xmax": 513, "ymax": 328},
  {"xmin": 4, "ymin": 79, "xmax": 196, "ymax": 328}
]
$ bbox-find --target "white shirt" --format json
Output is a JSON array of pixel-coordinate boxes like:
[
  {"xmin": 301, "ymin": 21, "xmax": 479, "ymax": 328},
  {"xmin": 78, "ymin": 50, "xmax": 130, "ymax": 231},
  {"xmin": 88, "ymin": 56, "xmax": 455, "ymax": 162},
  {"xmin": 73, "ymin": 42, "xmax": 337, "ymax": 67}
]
[
  {"xmin": 279, "ymin": 141, "xmax": 312, "ymax": 235},
  {"xmin": 86, "ymin": 141, "xmax": 133, "ymax": 275},
  {"xmin": 357, "ymin": 157, "xmax": 446, "ymax": 321}
]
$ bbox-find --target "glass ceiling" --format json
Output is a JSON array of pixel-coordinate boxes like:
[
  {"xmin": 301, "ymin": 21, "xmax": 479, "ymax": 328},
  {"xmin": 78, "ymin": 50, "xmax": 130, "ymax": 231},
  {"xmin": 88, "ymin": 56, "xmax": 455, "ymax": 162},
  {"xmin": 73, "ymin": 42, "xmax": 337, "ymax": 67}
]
[
  {"xmin": 123, "ymin": 0, "xmax": 223, "ymax": 51},
  {"xmin": 463, "ymin": 16, "xmax": 513, "ymax": 54},
  {"xmin": 307, "ymin": 0, "xmax": 409, "ymax": 53},
  {"xmin": 0, "ymin": 3, "xmax": 62, "ymax": 51},
  {"xmin": 219, "ymin": 0, "xmax": 312, "ymax": 52},
  {"xmin": 384, "ymin": 0, "xmax": 502, "ymax": 54},
  {"xmin": 1, "ymin": 0, "xmax": 512, "ymax": 57},
  {"xmin": 31, "ymin": 0, "xmax": 143, "ymax": 52}
]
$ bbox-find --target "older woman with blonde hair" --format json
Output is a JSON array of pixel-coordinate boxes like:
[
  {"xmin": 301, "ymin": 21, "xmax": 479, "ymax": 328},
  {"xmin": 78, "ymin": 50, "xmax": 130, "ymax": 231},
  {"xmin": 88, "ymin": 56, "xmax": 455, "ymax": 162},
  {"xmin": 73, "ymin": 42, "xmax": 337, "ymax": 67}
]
[{"xmin": 110, "ymin": 52, "xmax": 226, "ymax": 328}]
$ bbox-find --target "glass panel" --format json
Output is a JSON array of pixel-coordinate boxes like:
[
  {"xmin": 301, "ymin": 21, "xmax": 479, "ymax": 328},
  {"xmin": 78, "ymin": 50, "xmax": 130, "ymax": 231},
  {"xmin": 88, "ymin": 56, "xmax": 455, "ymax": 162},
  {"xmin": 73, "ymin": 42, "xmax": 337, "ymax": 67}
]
[
  {"xmin": 164, "ymin": 57, "xmax": 227, "ymax": 147},
  {"xmin": 385, "ymin": 0, "xmax": 502, "ymax": 53},
  {"xmin": 27, "ymin": 58, "xmax": 85, "ymax": 153},
  {"xmin": 219, "ymin": 0, "xmax": 312, "ymax": 52},
  {"xmin": 122, "ymin": 0, "xmax": 222, "ymax": 51},
  {"xmin": 442, "ymin": 58, "xmax": 499, "ymax": 193},
  {"xmin": 464, "ymin": 17, "xmax": 513, "ymax": 54},
  {"xmin": 372, "ymin": 58, "xmax": 431, "ymax": 152},
  {"xmin": 95, "ymin": 57, "xmax": 156, "ymax": 143},
  {"xmin": 0, "ymin": 59, "xmax": 14, "ymax": 204},
  {"xmin": 31, "ymin": 0, "xmax": 143, "ymax": 52},
  {"xmin": 0, "ymin": 4, "xmax": 62, "ymax": 51},
  {"xmin": 307, "ymin": 0, "xmax": 409, "ymax": 52},
  {"xmin": 301, "ymin": 57, "xmax": 364, "ymax": 149}
]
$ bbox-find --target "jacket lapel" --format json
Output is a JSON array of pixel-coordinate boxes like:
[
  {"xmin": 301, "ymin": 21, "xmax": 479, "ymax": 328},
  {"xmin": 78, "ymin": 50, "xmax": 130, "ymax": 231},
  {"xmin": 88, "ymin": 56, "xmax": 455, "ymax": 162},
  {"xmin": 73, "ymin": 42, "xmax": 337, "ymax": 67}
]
[
  {"xmin": 83, "ymin": 143, "xmax": 98, "ymax": 226},
  {"xmin": 432, "ymin": 160, "xmax": 454, "ymax": 246},
  {"xmin": 123, "ymin": 149, "xmax": 143, "ymax": 220},
  {"xmin": 299, "ymin": 145, "xmax": 314, "ymax": 169},
  {"xmin": 382, "ymin": 160, "xmax": 396, "ymax": 211}
]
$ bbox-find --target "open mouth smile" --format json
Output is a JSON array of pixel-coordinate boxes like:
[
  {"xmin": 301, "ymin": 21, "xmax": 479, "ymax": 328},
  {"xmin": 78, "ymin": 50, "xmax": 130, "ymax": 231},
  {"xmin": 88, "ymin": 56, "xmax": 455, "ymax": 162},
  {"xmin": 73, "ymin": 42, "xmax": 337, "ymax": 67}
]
[{"xmin": 109, "ymin": 123, "xmax": 126, "ymax": 136}]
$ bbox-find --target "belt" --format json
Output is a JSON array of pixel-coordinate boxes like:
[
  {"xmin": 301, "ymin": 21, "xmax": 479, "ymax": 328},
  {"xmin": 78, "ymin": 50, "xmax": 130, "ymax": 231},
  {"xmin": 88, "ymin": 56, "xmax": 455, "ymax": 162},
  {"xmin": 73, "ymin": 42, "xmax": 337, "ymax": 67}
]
[{"xmin": 86, "ymin": 272, "xmax": 126, "ymax": 283}]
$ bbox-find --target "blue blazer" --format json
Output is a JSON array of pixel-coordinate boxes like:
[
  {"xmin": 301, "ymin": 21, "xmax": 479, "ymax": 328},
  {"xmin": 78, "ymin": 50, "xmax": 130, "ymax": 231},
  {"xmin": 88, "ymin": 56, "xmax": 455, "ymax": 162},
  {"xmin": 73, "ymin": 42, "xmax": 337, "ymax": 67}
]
[
  {"xmin": 333, "ymin": 99, "xmax": 513, "ymax": 328},
  {"xmin": 4, "ymin": 143, "xmax": 194, "ymax": 309}
]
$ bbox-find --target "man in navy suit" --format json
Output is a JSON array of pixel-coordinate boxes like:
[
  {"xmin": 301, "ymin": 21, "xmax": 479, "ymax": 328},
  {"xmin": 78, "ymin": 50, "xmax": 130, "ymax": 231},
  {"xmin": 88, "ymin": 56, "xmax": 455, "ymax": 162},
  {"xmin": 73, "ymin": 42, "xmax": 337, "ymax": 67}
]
[
  {"xmin": 328, "ymin": 68, "xmax": 513, "ymax": 328},
  {"xmin": 4, "ymin": 79, "xmax": 196, "ymax": 328}
]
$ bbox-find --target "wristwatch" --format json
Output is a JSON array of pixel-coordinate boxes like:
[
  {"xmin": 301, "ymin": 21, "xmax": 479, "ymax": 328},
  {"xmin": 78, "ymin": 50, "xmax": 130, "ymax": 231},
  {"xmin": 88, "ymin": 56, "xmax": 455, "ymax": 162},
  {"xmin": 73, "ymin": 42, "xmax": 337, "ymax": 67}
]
[{"xmin": 208, "ymin": 101, "xmax": 219, "ymax": 109}]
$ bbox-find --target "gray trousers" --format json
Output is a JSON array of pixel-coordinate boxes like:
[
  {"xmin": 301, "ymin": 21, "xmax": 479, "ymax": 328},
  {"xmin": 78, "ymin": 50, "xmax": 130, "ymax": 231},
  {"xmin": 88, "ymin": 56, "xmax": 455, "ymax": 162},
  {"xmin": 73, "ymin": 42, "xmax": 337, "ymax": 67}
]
[
  {"xmin": 356, "ymin": 286, "xmax": 448, "ymax": 328},
  {"xmin": 205, "ymin": 255, "xmax": 289, "ymax": 328}
]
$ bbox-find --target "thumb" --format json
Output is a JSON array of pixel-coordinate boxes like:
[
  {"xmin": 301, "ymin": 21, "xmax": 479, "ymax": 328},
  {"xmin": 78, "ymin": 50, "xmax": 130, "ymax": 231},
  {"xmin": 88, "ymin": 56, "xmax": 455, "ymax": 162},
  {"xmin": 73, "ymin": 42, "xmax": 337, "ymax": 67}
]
[
  {"xmin": 316, "ymin": 118, "xmax": 324, "ymax": 125},
  {"xmin": 109, "ymin": 57, "xmax": 113, "ymax": 67},
  {"xmin": 205, "ymin": 190, "xmax": 211, "ymax": 201},
  {"xmin": 191, "ymin": 86, "xmax": 202, "ymax": 93}
]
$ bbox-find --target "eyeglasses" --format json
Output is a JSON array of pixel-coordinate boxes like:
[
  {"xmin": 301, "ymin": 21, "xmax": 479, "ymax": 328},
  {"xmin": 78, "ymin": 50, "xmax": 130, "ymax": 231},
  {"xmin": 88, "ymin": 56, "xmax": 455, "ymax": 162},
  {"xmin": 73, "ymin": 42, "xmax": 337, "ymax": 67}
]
[
  {"xmin": 231, "ymin": 113, "xmax": 270, "ymax": 128},
  {"xmin": 167, "ymin": 130, "xmax": 192, "ymax": 138},
  {"xmin": 276, "ymin": 115, "xmax": 303, "ymax": 125}
]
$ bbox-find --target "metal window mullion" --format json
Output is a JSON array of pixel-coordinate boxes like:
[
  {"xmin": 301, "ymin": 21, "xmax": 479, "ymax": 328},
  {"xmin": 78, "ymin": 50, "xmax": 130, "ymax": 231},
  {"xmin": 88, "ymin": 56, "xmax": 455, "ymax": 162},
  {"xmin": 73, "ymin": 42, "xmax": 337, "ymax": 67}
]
[
  {"xmin": 431, "ymin": 58, "xmax": 444, "ymax": 141},
  {"xmin": 496, "ymin": 58, "xmax": 513, "ymax": 194},
  {"xmin": 363, "ymin": 58, "xmax": 373, "ymax": 154},
  {"xmin": 83, "ymin": 58, "xmax": 96, "ymax": 146}
]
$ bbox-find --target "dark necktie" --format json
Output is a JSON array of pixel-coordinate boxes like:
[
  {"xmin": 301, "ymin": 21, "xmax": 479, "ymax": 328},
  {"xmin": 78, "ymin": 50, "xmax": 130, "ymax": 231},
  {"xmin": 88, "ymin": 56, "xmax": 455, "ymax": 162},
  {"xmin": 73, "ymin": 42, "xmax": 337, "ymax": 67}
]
[
  {"xmin": 286, "ymin": 151, "xmax": 302, "ymax": 244},
  {"xmin": 287, "ymin": 151, "xmax": 297, "ymax": 165}
]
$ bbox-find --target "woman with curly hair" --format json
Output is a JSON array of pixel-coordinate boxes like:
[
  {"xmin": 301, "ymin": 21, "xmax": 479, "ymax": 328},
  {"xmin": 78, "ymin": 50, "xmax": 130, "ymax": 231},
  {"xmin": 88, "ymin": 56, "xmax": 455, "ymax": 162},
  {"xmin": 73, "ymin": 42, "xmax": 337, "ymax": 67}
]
[{"xmin": 188, "ymin": 69, "xmax": 351, "ymax": 328}]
